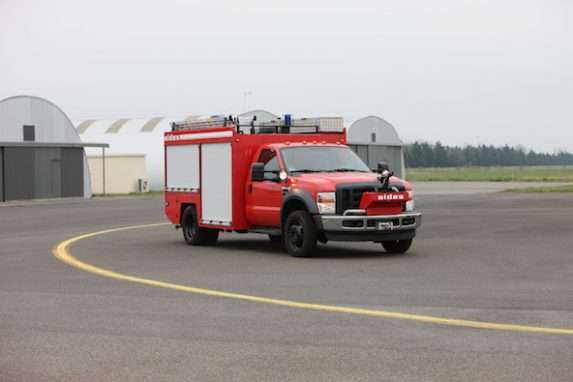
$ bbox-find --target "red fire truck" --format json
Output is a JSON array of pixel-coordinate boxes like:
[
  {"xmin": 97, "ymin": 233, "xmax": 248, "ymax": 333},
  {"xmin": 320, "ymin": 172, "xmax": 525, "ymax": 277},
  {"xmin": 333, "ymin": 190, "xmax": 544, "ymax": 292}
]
[{"xmin": 164, "ymin": 115, "xmax": 421, "ymax": 257}]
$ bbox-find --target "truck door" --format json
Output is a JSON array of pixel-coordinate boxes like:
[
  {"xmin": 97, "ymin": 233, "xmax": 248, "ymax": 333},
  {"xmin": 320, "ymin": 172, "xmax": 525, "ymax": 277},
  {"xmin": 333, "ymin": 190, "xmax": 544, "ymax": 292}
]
[{"xmin": 245, "ymin": 149, "xmax": 284, "ymax": 228}]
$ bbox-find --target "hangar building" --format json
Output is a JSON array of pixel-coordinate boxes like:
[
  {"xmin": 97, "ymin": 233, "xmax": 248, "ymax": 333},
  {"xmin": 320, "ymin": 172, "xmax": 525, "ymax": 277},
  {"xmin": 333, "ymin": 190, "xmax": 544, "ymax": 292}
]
[
  {"xmin": 0, "ymin": 96, "xmax": 105, "ymax": 202},
  {"xmin": 76, "ymin": 110, "xmax": 280, "ymax": 192},
  {"xmin": 346, "ymin": 116, "xmax": 406, "ymax": 178},
  {"xmin": 75, "ymin": 111, "xmax": 406, "ymax": 193},
  {"xmin": 77, "ymin": 115, "xmax": 189, "ymax": 192}
]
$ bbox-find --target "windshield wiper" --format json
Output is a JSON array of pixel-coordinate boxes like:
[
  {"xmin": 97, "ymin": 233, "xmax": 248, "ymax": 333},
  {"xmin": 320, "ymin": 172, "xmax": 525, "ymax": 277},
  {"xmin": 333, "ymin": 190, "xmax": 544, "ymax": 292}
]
[
  {"xmin": 327, "ymin": 168, "xmax": 369, "ymax": 173},
  {"xmin": 290, "ymin": 169, "xmax": 323, "ymax": 173},
  {"xmin": 292, "ymin": 168, "xmax": 369, "ymax": 174}
]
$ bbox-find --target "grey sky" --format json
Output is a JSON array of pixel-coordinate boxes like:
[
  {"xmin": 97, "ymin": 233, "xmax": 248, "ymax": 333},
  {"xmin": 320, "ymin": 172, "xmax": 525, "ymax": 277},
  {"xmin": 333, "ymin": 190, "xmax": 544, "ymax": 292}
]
[{"xmin": 1, "ymin": 0, "xmax": 572, "ymax": 152}]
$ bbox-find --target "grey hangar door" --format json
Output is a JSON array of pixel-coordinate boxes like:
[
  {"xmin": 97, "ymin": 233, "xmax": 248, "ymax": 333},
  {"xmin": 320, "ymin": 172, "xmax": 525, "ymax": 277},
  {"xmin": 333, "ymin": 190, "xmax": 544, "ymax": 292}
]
[
  {"xmin": 2, "ymin": 147, "xmax": 84, "ymax": 201},
  {"xmin": 0, "ymin": 147, "xmax": 4, "ymax": 202}
]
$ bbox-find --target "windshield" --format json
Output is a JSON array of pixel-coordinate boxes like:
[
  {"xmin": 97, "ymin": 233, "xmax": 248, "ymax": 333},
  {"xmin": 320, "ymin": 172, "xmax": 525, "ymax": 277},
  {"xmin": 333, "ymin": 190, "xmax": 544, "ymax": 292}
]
[{"xmin": 280, "ymin": 146, "xmax": 371, "ymax": 174}]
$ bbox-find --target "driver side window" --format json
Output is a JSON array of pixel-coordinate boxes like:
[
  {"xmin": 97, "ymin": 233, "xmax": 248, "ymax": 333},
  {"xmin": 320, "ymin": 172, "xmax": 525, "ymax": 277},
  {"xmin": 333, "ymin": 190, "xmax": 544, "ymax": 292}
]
[{"xmin": 258, "ymin": 149, "xmax": 280, "ymax": 180}]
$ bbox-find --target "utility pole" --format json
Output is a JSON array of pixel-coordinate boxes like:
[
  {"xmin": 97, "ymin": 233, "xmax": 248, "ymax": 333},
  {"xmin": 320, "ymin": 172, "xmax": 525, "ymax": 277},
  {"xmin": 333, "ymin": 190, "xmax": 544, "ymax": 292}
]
[
  {"xmin": 243, "ymin": 91, "xmax": 252, "ymax": 112},
  {"xmin": 102, "ymin": 147, "xmax": 106, "ymax": 196}
]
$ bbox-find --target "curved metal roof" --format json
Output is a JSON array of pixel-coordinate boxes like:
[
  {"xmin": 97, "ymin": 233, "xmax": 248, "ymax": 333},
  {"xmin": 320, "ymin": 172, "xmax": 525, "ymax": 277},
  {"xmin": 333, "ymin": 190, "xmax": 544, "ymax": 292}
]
[
  {"xmin": 140, "ymin": 117, "xmax": 165, "ymax": 132},
  {"xmin": 76, "ymin": 119, "xmax": 96, "ymax": 134},
  {"xmin": 75, "ymin": 110, "xmax": 281, "ymax": 135},
  {"xmin": 238, "ymin": 109, "xmax": 280, "ymax": 122},
  {"xmin": 75, "ymin": 116, "xmax": 181, "ymax": 136},
  {"xmin": 0, "ymin": 95, "xmax": 83, "ymax": 144},
  {"xmin": 347, "ymin": 115, "xmax": 403, "ymax": 146},
  {"xmin": 105, "ymin": 118, "xmax": 130, "ymax": 134}
]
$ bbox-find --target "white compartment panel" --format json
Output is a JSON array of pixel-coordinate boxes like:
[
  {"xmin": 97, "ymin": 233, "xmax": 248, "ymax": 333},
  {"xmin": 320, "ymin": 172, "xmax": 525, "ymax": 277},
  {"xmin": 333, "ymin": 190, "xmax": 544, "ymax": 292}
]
[
  {"xmin": 166, "ymin": 144, "xmax": 199, "ymax": 191},
  {"xmin": 201, "ymin": 142, "xmax": 232, "ymax": 225}
]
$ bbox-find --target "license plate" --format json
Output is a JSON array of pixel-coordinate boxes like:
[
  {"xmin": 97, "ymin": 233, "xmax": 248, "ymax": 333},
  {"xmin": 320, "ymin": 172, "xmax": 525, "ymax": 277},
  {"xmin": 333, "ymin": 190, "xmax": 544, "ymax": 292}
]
[{"xmin": 377, "ymin": 221, "xmax": 394, "ymax": 231}]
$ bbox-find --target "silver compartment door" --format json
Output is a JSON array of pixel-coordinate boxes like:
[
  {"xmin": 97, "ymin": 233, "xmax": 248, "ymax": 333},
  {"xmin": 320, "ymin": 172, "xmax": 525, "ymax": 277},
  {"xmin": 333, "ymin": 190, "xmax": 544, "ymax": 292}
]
[
  {"xmin": 201, "ymin": 142, "xmax": 232, "ymax": 225},
  {"xmin": 166, "ymin": 144, "xmax": 199, "ymax": 191}
]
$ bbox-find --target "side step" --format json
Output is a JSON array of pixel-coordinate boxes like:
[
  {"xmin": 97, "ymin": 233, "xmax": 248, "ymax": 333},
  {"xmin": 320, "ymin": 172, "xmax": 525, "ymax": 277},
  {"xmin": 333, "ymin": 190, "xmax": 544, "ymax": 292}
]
[{"xmin": 248, "ymin": 227, "xmax": 282, "ymax": 236}]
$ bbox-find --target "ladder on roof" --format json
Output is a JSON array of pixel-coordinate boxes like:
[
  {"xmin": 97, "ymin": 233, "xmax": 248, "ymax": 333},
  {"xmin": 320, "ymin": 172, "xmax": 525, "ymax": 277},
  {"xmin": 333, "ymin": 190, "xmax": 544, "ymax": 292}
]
[
  {"xmin": 171, "ymin": 116, "xmax": 232, "ymax": 131},
  {"xmin": 171, "ymin": 115, "xmax": 344, "ymax": 134}
]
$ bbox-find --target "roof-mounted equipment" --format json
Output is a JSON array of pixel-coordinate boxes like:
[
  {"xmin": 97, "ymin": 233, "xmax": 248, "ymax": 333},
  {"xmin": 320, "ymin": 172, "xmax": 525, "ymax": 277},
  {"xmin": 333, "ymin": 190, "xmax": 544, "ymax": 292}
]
[{"xmin": 171, "ymin": 114, "xmax": 344, "ymax": 134}]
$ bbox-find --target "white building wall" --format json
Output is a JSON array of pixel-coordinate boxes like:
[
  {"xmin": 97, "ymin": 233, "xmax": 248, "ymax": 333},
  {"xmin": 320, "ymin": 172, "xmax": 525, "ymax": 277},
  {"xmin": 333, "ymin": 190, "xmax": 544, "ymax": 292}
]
[
  {"xmin": 88, "ymin": 155, "xmax": 147, "ymax": 194},
  {"xmin": 79, "ymin": 117, "xmax": 184, "ymax": 191}
]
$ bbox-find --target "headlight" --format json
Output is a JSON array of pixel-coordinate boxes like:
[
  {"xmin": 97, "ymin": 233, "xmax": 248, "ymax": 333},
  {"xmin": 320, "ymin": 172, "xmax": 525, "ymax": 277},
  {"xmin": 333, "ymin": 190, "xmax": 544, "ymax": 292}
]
[
  {"xmin": 405, "ymin": 200, "xmax": 415, "ymax": 212},
  {"xmin": 317, "ymin": 192, "xmax": 336, "ymax": 214},
  {"xmin": 405, "ymin": 191, "xmax": 415, "ymax": 212}
]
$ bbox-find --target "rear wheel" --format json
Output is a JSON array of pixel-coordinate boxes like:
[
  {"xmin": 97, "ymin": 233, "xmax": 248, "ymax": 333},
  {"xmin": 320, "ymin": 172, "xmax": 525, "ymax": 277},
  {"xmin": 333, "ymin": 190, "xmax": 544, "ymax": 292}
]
[
  {"xmin": 382, "ymin": 239, "xmax": 412, "ymax": 254},
  {"xmin": 181, "ymin": 206, "xmax": 219, "ymax": 246},
  {"xmin": 283, "ymin": 210, "xmax": 317, "ymax": 258}
]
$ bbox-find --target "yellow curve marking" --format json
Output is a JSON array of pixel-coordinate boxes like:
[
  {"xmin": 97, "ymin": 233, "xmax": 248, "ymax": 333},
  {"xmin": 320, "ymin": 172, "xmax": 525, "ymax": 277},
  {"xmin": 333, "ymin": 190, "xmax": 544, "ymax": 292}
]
[{"xmin": 53, "ymin": 223, "xmax": 573, "ymax": 336}]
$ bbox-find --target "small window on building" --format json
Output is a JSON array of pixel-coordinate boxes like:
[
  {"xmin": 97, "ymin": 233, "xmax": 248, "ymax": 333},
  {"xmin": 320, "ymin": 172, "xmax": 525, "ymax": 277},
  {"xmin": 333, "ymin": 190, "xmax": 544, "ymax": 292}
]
[
  {"xmin": 23, "ymin": 125, "xmax": 35, "ymax": 141},
  {"xmin": 371, "ymin": 132, "xmax": 376, "ymax": 142}
]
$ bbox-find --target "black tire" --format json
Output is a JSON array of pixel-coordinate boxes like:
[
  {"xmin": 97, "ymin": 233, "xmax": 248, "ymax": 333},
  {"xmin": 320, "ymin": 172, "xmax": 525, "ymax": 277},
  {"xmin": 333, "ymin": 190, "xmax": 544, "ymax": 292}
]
[
  {"xmin": 283, "ymin": 210, "xmax": 317, "ymax": 258},
  {"xmin": 268, "ymin": 235, "xmax": 282, "ymax": 243},
  {"xmin": 181, "ymin": 206, "xmax": 219, "ymax": 246},
  {"xmin": 382, "ymin": 239, "xmax": 412, "ymax": 254}
]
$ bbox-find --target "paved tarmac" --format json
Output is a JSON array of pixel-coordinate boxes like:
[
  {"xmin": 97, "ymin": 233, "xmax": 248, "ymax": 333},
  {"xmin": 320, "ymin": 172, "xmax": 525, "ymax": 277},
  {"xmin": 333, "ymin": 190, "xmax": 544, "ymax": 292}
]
[{"xmin": 1, "ymin": 184, "xmax": 572, "ymax": 381}]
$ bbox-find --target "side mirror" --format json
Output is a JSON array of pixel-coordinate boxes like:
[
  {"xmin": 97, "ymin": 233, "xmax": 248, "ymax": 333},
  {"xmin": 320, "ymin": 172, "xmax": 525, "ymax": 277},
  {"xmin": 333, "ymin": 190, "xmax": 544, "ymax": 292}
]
[
  {"xmin": 377, "ymin": 161, "xmax": 390, "ymax": 173},
  {"xmin": 251, "ymin": 162, "xmax": 264, "ymax": 182}
]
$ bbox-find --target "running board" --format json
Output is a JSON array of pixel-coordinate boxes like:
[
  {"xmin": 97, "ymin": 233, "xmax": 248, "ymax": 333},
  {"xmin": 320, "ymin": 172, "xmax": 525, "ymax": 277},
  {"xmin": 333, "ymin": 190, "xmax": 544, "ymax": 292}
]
[{"xmin": 249, "ymin": 227, "xmax": 282, "ymax": 236}]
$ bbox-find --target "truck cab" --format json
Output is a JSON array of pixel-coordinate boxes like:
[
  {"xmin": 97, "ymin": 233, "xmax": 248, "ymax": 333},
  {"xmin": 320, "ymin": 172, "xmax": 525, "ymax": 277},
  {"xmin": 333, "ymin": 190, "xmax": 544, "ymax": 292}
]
[{"xmin": 164, "ymin": 116, "xmax": 421, "ymax": 257}]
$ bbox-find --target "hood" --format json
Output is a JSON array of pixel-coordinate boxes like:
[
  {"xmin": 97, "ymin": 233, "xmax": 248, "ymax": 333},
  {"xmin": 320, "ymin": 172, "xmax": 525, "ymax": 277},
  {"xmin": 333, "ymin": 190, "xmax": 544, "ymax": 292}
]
[{"xmin": 291, "ymin": 172, "xmax": 410, "ymax": 193}]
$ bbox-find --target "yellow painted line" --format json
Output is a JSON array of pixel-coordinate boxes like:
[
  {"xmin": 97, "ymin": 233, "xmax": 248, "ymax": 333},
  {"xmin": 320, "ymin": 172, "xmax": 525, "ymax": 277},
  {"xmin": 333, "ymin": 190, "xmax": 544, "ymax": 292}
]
[{"xmin": 53, "ymin": 222, "xmax": 573, "ymax": 336}]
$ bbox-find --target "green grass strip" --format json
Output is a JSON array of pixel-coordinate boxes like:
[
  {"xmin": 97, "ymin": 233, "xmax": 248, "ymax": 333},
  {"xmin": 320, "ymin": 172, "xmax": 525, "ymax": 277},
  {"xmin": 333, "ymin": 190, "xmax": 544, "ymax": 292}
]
[
  {"xmin": 504, "ymin": 185, "xmax": 573, "ymax": 193},
  {"xmin": 407, "ymin": 166, "xmax": 573, "ymax": 182}
]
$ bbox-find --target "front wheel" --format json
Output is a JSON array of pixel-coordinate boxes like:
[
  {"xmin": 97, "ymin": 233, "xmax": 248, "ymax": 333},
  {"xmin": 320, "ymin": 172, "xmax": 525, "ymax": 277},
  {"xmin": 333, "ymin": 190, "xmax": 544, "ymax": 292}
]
[
  {"xmin": 382, "ymin": 239, "xmax": 412, "ymax": 254},
  {"xmin": 181, "ymin": 206, "xmax": 219, "ymax": 246},
  {"xmin": 283, "ymin": 210, "xmax": 317, "ymax": 258}
]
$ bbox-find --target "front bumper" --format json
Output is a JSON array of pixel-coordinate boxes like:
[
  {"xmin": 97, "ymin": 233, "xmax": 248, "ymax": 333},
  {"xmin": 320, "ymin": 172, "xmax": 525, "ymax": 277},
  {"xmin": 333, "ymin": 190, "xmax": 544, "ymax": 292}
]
[{"xmin": 315, "ymin": 212, "xmax": 422, "ymax": 242}]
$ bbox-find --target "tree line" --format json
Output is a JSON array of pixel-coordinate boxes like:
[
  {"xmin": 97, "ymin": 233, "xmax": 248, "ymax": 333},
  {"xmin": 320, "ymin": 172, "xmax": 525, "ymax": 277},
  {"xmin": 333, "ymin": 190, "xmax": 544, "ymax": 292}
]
[{"xmin": 404, "ymin": 141, "xmax": 573, "ymax": 168}]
